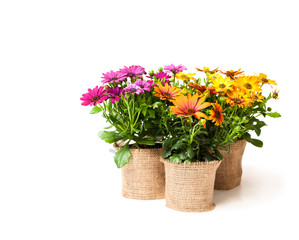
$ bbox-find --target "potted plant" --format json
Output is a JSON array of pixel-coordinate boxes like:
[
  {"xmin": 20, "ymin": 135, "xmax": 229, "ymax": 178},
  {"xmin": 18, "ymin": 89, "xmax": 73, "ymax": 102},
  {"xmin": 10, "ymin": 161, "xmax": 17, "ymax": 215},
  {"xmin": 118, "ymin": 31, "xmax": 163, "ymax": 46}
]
[
  {"xmin": 80, "ymin": 65, "xmax": 186, "ymax": 200},
  {"xmin": 191, "ymin": 67, "xmax": 281, "ymax": 190}
]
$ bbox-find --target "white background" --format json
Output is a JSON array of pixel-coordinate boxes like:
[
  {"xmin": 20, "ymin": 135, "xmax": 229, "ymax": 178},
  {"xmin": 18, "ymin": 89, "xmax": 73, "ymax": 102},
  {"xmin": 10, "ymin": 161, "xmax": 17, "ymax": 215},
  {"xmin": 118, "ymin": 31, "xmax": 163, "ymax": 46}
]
[{"xmin": 0, "ymin": 0, "xmax": 298, "ymax": 239}]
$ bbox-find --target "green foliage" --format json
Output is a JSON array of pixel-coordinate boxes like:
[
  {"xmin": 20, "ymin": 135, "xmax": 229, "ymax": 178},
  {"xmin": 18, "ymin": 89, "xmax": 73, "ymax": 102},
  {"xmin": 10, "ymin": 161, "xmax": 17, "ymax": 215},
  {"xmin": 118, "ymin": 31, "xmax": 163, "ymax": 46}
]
[
  {"xmin": 98, "ymin": 131, "xmax": 121, "ymax": 144},
  {"xmin": 90, "ymin": 106, "xmax": 102, "ymax": 114},
  {"xmin": 266, "ymin": 112, "xmax": 281, "ymax": 118},
  {"xmin": 114, "ymin": 143, "xmax": 131, "ymax": 168}
]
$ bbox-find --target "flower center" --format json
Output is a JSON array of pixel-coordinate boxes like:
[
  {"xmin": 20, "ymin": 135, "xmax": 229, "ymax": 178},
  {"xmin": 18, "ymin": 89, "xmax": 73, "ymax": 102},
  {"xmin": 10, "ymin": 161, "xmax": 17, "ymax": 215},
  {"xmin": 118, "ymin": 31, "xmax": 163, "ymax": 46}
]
[
  {"xmin": 111, "ymin": 77, "xmax": 117, "ymax": 81},
  {"xmin": 244, "ymin": 83, "xmax": 252, "ymax": 89},
  {"xmin": 163, "ymin": 92, "xmax": 171, "ymax": 98},
  {"xmin": 232, "ymin": 98, "xmax": 242, "ymax": 104},
  {"xmin": 128, "ymin": 73, "xmax": 135, "ymax": 77},
  {"xmin": 139, "ymin": 85, "xmax": 144, "ymax": 88},
  {"xmin": 219, "ymin": 83, "xmax": 226, "ymax": 88},
  {"xmin": 262, "ymin": 78, "xmax": 268, "ymax": 83},
  {"xmin": 92, "ymin": 96, "xmax": 99, "ymax": 102},
  {"xmin": 130, "ymin": 88, "xmax": 136, "ymax": 93},
  {"xmin": 172, "ymin": 68, "xmax": 177, "ymax": 73},
  {"xmin": 273, "ymin": 93, "xmax": 278, "ymax": 99},
  {"xmin": 214, "ymin": 110, "xmax": 221, "ymax": 118},
  {"xmin": 185, "ymin": 108, "xmax": 195, "ymax": 114}
]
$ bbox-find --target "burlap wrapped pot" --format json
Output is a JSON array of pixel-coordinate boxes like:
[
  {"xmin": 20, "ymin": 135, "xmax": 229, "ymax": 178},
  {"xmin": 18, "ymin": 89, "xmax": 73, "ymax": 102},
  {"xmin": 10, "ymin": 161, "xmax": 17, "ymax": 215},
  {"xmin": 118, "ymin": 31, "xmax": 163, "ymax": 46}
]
[
  {"xmin": 215, "ymin": 139, "xmax": 247, "ymax": 190},
  {"xmin": 161, "ymin": 159, "xmax": 221, "ymax": 212},
  {"xmin": 114, "ymin": 146, "xmax": 165, "ymax": 200}
]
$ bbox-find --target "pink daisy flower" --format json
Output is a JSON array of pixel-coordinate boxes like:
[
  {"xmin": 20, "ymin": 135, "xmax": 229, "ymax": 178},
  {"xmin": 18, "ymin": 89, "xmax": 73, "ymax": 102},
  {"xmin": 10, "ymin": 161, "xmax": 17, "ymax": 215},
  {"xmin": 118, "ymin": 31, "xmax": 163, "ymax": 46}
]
[
  {"xmin": 135, "ymin": 79, "xmax": 152, "ymax": 93},
  {"xmin": 101, "ymin": 70, "xmax": 126, "ymax": 84},
  {"xmin": 164, "ymin": 64, "xmax": 187, "ymax": 74},
  {"xmin": 154, "ymin": 71, "xmax": 171, "ymax": 80},
  {"xmin": 107, "ymin": 86, "xmax": 124, "ymax": 103},
  {"xmin": 124, "ymin": 83, "xmax": 142, "ymax": 94},
  {"xmin": 120, "ymin": 65, "xmax": 146, "ymax": 78},
  {"xmin": 80, "ymin": 86, "xmax": 108, "ymax": 106}
]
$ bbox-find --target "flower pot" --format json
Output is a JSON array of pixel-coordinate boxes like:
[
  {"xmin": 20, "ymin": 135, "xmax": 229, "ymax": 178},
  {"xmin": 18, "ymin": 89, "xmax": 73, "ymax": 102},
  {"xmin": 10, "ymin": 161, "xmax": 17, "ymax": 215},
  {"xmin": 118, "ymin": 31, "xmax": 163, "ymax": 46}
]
[
  {"xmin": 115, "ymin": 146, "xmax": 165, "ymax": 200},
  {"xmin": 161, "ymin": 159, "xmax": 221, "ymax": 212},
  {"xmin": 214, "ymin": 139, "xmax": 247, "ymax": 190}
]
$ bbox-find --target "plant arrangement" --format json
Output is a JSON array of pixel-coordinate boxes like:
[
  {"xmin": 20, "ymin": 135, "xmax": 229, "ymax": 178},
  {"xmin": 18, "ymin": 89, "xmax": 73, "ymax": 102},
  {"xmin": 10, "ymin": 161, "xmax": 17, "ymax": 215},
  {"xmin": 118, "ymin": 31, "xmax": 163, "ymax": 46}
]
[
  {"xmin": 155, "ymin": 66, "xmax": 281, "ymax": 163},
  {"xmin": 80, "ymin": 64, "xmax": 280, "ymax": 165}
]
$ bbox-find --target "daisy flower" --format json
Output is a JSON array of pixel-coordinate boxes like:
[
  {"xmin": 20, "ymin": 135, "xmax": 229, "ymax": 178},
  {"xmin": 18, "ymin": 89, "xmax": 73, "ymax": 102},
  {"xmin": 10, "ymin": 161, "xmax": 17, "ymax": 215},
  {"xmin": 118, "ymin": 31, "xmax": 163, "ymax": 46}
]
[
  {"xmin": 234, "ymin": 76, "xmax": 262, "ymax": 93},
  {"xmin": 209, "ymin": 101, "xmax": 224, "ymax": 126},
  {"xmin": 175, "ymin": 72, "xmax": 196, "ymax": 82},
  {"xmin": 164, "ymin": 64, "xmax": 187, "ymax": 74},
  {"xmin": 135, "ymin": 79, "xmax": 152, "ymax": 93},
  {"xmin": 101, "ymin": 70, "xmax": 126, "ymax": 84},
  {"xmin": 120, "ymin": 65, "xmax": 146, "ymax": 78},
  {"xmin": 124, "ymin": 83, "xmax": 142, "ymax": 94},
  {"xmin": 154, "ymin": 83, "xmax": 181, "ymax": 101},
  {"xmin": 259, "ymin": 73, "xmax": 277, "ymax": 86},
  {"xmin": 80, "ymin": 86, "xmax": 108, "ymax": 106},
  {"xmin": 107, "ymin": 86, "xmax": 124, "ymax": 103},
  {"xmin": 170, "ymin": 93, "xmax": 210, "ymax": 120},
  {"xmin": 221, "ymin": 69, "xmax": 244, "ymax": 79},
  {"xmin": 211, "ymin": 75, "xmax": 233, "ymax": 93},
  {"xmin": 196, "ymin": 66, "xmax": 219, "ymax": 74}
]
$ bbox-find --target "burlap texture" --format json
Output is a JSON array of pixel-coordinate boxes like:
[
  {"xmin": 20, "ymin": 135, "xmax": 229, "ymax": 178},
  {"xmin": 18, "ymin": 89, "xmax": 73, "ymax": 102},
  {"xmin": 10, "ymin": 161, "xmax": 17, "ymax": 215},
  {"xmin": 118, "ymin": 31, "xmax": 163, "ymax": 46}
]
[
  {"xmin": 215, "ymin": 139, "xmax": 247, "ymax": 190},
  {"xmin": 162, "ymin": 159, "xmax": 221, "ymax": 212},
  {"xmin": 115, "ymin": 146, "xmax": 165, "ymax": 200}
]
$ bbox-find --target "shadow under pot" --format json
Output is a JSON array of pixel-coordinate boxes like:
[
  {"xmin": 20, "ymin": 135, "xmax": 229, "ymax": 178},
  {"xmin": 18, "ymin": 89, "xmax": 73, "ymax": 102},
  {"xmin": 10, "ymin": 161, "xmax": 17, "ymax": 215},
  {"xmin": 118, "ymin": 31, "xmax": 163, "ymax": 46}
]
[
  {"xmin": 114, "ymin": 146, "xmax": 165, "ymax": 200},
  {"xmin": 215, "ymin": 139, "xmax": 247, "ymax": 190},
  {"xmin": 161, "ymin": 159, "xmax": 221, "ymax": 212}
]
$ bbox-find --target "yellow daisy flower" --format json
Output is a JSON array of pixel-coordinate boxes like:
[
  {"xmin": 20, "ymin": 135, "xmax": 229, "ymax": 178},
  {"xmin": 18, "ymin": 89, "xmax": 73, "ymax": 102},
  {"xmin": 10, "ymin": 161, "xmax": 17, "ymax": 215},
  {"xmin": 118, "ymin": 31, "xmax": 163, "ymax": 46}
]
[
  {"xmin": 234, "ymin": 76, "xmax": 262, "ymax": 93},
  {"xmin": 175, "ymin": 72, "xmax": 196, "ymax": 82},
  {"xmin": 259, "ymin": 73, "xmax": 277, "ymax": 86},
  {"xmin": 211, "ymin": 75, "xmax": 233, "ymax": 93}
]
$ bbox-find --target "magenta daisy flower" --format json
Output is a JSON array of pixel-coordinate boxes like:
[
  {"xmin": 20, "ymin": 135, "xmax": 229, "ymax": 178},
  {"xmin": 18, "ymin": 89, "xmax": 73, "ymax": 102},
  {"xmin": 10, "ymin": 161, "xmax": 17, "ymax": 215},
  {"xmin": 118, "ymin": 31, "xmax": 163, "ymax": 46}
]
[
  {"xmin": 80, "ymin": 86, "xmax": 108, "ymax": 106},
  {"xmin": 135, "ymin": 79, "xmax": 152, "ymax": 93},
  {"xmin": 120, "ymin": 65, "xmax": 146, "ymax": 78},
  {"xmin": 124, "ymin": 83, "xmax": 142, "ymax": 94},
  {"xmin": 154, "ymin": 71, "xmax": 171, "ymax": 80},
  {"xmin": 164, "ymin": 64, "xmax": 187, "ymax": 74},
  {"xmin": 101, "ymin": 70, "xmax": 126, "ymax": 84},
  {"xmin": 107, "ymin": 86, "xmax": 124, "ymax": 103}
]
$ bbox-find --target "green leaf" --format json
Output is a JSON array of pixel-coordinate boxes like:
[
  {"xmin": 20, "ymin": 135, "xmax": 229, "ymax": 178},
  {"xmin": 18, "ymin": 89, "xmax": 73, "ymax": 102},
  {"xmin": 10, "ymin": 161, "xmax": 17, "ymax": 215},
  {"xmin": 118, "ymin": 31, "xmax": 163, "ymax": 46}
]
[
  {"xmin": 98, "ymin": 131, "xmax": 121, "ymax": 144},
  {"xmin": 136, "ymin": 139, "xmax": 155, "ymax": 145},
  {"xmin": 214, "ymin": 149, "xmax": 223, "ymax": 160},
  {"xmin": 162, "ymin": 138, "xmax": 173, "ymax": 148},
  {"xmin": 169, "ymin": 154, "xmax": 182, "ymax": 163},
  {"xmin": 186, "ymin": 147, "xmax": 194, "ymax": 159},
  {"xmin": 219, "ymin": 145, "xmax": 229, "ymax": 151},
  {"xmin": 148, "ymin": 109, "xmax": 155, "ymax": 118},
  {"xmin": 171, "ymin": 140, "xmax": 185, "ymax": 150},
  {"xmin": 152, "ymin": 102, "xmax": 162, "ymax": 109},
  {"xmin": 266, "ymin": 112, "xmax": 281, "ymax": 118},
  {"xmin": 104, "ymin": 125, "xmax": 113, "ymax": 129},
  {"xmin": 114, "ymin": 143, "xmax": 131, "ymax": 168},
  {"xmin": 90, "ymin": 106, "xmax": 102, "ymax": 114},
  {"xmin": 178, "ymin": 152, "xmax": 188, "ymax": 160},
  {"xmin": 162, "ymin": 149, "xmax": 172, "ymax": 159},
  {"xmin": 249, "ymin": 138, "xmax": 263, "ymax": 147}
]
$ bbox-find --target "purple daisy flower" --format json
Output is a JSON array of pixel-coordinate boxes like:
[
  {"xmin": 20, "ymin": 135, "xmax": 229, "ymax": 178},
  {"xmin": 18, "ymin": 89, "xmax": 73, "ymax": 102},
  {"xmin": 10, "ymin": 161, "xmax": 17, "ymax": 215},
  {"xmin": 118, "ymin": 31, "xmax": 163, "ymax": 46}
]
[
  {"xmin": 80, "ymin": 86, "xmax": 108, "ymax": 106},
  {"xmin": 154, "ymin": 71, "xmax": 171, "ymax": 80},
  {"xmin": 120, "ymin": 65, "xmax": 146, "ymax": 78},
  {"xmin": 164, "ymin": 64, "xmax": 187, "ymax": 74},
  {"xmin": 107, "ymin": 86, "xmax": 124, "ymax": 103},
  {"xmin": 101, "ymin": 70, "xmax": 126, "ymax": 84},
  {"xmin": 124, "ymin": 83, "xmax": 142, "ymax": 94},
  {"xmin": 135, "ymin": 79, "xmax": 152, "ymax": 93}
]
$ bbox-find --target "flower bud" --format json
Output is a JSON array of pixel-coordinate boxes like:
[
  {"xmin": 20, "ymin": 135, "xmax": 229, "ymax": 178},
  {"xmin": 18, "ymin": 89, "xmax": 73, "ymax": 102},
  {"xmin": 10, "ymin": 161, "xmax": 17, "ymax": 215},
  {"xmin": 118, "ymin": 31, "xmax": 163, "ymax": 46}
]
[
  {"xmin": 267, "ymin": 107, "xmax": 272, "ymax": 111},
  {"xmin": 200, "ymin": 119, "xmax": 206, "ymax": 125},
  {"xmin": 219, "ymin": 96, "xmax": 226, "ymax": 103},
  {"xmin": 149, "ymin": 70, "xmax": 154, "ymax": 77},
  {"xmin": 234, "ymin": 116, "xmax": 240, "ymax": 121},
  {"xmin": 104, "ymin": 85, "xmax": 110, "ymax": 89},
  {"xmin": 158, "ymin": 67, "xmax": 163, "ymax": 72},
  {"xmin": 181, "ymin": 88, "xmax": 188, "ymax": 95},
  {"xmin": 242, "ymin": 116, "xmax": 249, "ymax": 123}
]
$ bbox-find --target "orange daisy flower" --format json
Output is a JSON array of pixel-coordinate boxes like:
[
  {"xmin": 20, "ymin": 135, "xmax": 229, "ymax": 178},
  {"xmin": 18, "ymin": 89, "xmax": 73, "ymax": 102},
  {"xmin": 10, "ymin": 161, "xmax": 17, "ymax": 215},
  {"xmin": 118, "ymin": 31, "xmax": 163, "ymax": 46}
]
[
  {"xmin": 196, "ymin": 66, "xmax": 219, "ymax": 74},
  {"xmin": 225, "ymin": 89, "xmax": 251, "ymax": 108},
  {"xmin": 209, "ymin": 101, "xmax": 224, "ymax": 126},
  {"xmin": 170, "ymin": 93, "xmax": 211, "ymax": 120},
  {"xmin": 259, "ymin": 73, "xmax": 277, "ymax": 86},
  {"xmin": 221, "ymin": 69, "xmax": 244, "ymax": 79},
  {"xmin": 188, "ymin": 79, "xmax": 217, "ymax": 95},
  {"xmin": 154, "ymin": 83, "xmax": 181, "ymax": 101},
  {"xmin": 272, "ymin": 89, "xmax": 280, "ymax": 100}
]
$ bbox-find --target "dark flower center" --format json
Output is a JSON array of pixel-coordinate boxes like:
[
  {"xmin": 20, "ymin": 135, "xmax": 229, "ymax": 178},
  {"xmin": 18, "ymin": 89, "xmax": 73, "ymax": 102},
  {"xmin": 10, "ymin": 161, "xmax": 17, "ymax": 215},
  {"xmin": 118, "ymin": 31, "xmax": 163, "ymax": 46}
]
[
  {"xmin": 128, "ymin": 73, "xmax": 135, "ymax": 77},
  {"xmin": 219, "ymin": 84, "xmax": 226, "ymax": 88},
  {"xmin": 130, "ymin": 88, "xmax": 136, "ymax": 93},
  {"xmin": 215, "ymin": 110, "xmax": 221, "ymax": 118},
  {"xmin": 172, "ymin": 68, "xmax": 177, "ymax": 73},
  {"xmin": 139, "ymin": 85, "xmax": 144, "ymax": 88},
  {"xmin": 111, "ymin": 77, "xmax": 117, "ymax": 81},
  {"xmin": 163, "ymin": 92, "xmax": 171, "ymax": 98},
  {"xmin": 92, "ymin": 96, "xmax": 99, "ymax": 102},
  {"xmin": 273, "ymin": 93, "xmax": 278, "ymax": 99},
  {"xmin": 244, "ymin": 83, "xmax": 252, "ymax": 89},
  {"xmin": 262, "ymin": 78, "xmax": 268, "ymax": 83},
  {"xmin": 232, "ymin": 98, "xmax": 242, "ymax": 104},
  {"xmin": 185, "ymin": 108, "xmax": 195, "ymax": 114}
]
